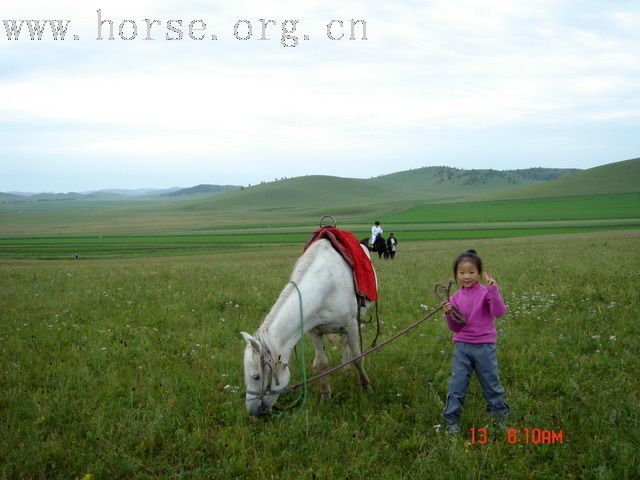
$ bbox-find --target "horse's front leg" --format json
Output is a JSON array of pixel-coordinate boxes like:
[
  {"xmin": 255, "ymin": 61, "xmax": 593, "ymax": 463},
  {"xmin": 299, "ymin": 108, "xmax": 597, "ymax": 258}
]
[
  {"xmin": 307, "ymin": 329, "xmax": 332, "ymax": 400},
  {"xmin": 344, "ymin": 322, "xmax": 372, "ymax": 393}
]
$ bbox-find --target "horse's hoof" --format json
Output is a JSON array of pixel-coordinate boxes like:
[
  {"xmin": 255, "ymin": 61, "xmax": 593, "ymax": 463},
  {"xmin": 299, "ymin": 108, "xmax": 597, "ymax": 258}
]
[
  {"xmin": 321, "ymin": 392, "xmax": 333, "ymax": 401},
  {"xmin": 361, "ymin": 383, "xmax": 373, "ymax": 394}
]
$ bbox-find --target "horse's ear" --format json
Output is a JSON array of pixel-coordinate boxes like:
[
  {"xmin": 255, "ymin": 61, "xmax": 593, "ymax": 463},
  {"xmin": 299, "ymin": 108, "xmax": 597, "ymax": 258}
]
[{"xmin": 241, "ymin": 332, "xmax": 261, "ymax": 354}]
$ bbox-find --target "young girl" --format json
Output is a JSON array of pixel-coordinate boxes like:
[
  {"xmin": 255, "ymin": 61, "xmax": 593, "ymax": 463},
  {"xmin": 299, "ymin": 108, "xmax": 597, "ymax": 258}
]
[{"xmin": 441, "ymin": 249, "xmax": 510, "ymax": 434}]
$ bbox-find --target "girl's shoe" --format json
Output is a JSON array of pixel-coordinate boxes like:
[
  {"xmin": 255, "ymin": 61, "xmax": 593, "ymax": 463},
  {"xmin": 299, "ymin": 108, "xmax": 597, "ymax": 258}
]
[{"xmin": 446, "ymin": 424, "xmax": 461, "ymax": 435}]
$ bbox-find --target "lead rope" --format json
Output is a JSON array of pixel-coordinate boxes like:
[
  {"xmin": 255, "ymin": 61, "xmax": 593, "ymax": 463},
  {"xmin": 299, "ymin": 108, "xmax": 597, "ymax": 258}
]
[
  {"xmin": 274, "ymin": 281, "xmax": 309, "ymax": 416},
  {"xmin": 274, "ymin": 284, "xmax": 449, "ymax": 411},
  {"xmin": 285, "ymin": 301, "xmax": 444, "ymax": 393},
  {"xmin": 434, "ymin": 280, "xmax": 466, "ymax": 324}
]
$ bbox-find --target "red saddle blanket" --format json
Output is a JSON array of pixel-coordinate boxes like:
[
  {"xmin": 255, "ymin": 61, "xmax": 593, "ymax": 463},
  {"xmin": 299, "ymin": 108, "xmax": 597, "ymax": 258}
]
[{"xmin": 304, "ymin": 227, "xmax": 378, "ymax": 301}]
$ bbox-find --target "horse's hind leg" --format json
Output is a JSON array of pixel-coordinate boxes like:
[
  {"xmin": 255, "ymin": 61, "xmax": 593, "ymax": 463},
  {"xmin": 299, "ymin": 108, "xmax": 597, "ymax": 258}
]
[
  {"xmin": 344, "ymin": 324, "xmax": 372, "ymax": 393},
  {"xmin": 307, "ymin": 329, "xmax": 332, "ymax": 400}
]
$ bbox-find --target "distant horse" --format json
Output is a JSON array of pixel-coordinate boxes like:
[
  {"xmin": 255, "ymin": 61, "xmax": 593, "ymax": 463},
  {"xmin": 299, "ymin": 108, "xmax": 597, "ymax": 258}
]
[
  {"xmin": 361, "ymin": 236, "xmax": 389, "ymax": 259},
  {"xmin": 241, "ymin": 239, "xmax": 375, "ymax": 416}
]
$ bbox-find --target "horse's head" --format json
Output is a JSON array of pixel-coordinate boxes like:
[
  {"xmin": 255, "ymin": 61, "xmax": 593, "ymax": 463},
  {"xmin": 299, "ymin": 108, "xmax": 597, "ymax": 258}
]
[{"xmin": 241, "ymin": 331, "xmax": 291, "ymax": 416}]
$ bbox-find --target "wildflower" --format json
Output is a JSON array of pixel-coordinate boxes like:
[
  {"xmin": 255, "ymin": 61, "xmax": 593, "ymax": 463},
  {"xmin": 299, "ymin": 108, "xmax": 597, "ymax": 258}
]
[
  {"xmin": 609, "ymin": 335, "xmax": 617, "ymax": 341},
  {"xmin": 591, "ymin": 335, "xmax": 600, "ymax": 340},
  {"xmin": 433, "ymin": 424, "xmax": 441, "ymax": 433},
  {"xmin": 223, "ymin": 385, "xmax": 239, "ymax": 393}
]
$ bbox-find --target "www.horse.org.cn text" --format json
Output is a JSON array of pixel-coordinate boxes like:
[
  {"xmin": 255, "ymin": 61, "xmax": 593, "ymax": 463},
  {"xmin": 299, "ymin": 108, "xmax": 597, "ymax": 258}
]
[{"xmin": 1, "ymin": 11, "xmax": 368, "ymax": 47}]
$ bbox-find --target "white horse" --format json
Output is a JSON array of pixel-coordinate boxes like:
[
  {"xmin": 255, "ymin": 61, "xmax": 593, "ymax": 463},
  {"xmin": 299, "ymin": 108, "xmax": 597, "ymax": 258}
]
[{"xmin": 241, "ymin": 238, "xmax": 375, "ymax": 416}]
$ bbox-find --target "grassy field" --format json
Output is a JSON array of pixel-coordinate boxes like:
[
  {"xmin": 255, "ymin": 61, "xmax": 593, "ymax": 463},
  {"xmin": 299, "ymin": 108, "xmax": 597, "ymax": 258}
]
[
  {"xmin": 383, "ymin": 193, "xmax": 640, "ymax": 223},
  {"xmin": 1, "ymin": 231, "xmax": 639, "ymax": 479},
  {"xmin": 1, "ymin": 191, "xmax": 638, "ymax": 259},
  {"xmin": 0, "ymin": 222, "xmax": 637, "ymax": 260}
]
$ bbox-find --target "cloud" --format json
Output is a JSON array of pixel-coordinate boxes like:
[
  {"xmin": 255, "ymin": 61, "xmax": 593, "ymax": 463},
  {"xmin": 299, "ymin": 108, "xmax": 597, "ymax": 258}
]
[{"xmin": 1, "ymin": 0, "xmax": 639, "ymax": 190}]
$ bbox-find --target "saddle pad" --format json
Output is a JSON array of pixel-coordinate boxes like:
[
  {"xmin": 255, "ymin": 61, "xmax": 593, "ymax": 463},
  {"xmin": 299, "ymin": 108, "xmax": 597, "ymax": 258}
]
[{"xmin": 304, "ymin": 227, "xmax": 378, "ymax": 301}]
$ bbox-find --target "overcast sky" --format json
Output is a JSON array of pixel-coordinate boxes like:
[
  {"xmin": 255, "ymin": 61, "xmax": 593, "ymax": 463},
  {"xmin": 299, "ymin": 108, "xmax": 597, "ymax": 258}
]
[{"xmin": 1, "ymin": 0, "xmax": 639, "ymax": 192}]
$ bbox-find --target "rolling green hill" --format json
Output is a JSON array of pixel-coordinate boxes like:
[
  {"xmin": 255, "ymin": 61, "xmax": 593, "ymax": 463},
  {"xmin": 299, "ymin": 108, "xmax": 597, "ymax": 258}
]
[
  {"xmin": 369, "ymin": 166, "xmax": 578, "ymax": 201},
  {"xmin": 160, "ymin": 184, "xmax": 240, "ymax": 198},
  {"xmin": 175, "ymin": 166, "xmax": 579, "ymax": 215},
  {"xmin": 160, "ymin": 161, "xmax": 636, "ymax": 222},
  {"xmin": 481, "ymin": 157, "xmax": 640, "ymax": 199},
  {"xmin": 1, "ymin": 159, "xmax": 638, "ymax": 237}
]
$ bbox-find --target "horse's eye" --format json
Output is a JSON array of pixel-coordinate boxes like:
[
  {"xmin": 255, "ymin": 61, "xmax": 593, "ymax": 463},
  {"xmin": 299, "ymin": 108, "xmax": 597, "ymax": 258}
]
[{"xmin": 252, "ymin": 374, "xmax": 260, "ymax": 381}]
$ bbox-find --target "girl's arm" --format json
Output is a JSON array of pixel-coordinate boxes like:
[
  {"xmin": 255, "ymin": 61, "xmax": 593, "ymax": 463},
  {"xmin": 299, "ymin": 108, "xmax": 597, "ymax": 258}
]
[{"xmin": 484, "ymin": 272, "xmax": 507, "ymax": 317}]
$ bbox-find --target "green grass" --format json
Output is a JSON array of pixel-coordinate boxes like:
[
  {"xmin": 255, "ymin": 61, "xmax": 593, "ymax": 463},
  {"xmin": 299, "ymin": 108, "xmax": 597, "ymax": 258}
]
[
  {"xmin": 383, "ymin": 193, "xmax": 640, "ymax": 224},
  {"xmin": 1, "ymin": 232, "xmax": 639, "ymax": 478},
  {"xmin": 1, "ymin": 192, "xmax": 638, "ymax": 255},
  {"xmin": 0, "ymin": 220, "xmax": 638, "ymax": 259}
]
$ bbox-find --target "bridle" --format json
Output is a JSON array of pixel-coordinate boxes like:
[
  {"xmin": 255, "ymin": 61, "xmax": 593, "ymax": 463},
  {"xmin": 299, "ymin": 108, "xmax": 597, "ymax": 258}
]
[{"xmin": 245, "ymin": 333, "xmax": 290, "ymax": 401}]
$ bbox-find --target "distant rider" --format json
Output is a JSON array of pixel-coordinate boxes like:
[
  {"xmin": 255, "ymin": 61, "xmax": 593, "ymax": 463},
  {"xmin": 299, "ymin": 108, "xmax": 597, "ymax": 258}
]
[{"xmin": 370, "ymin": 221, "xmax": 383, "ymax": 247}]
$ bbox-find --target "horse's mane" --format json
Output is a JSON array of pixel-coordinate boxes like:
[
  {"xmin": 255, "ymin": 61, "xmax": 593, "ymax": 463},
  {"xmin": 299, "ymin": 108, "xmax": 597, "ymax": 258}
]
[{"xmin": 259, "ymin": 240, "xmax": 326, "ymax": 333}]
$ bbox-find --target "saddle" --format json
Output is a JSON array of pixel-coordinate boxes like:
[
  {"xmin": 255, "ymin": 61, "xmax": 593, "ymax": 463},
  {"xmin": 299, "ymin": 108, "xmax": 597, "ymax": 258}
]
[{"xmin": 304, "ymin": 227, "xmax": 378, "ymax": 302}]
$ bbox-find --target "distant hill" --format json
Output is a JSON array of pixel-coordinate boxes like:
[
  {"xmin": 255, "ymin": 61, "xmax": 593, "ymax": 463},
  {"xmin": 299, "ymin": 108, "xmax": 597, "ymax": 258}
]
[
  {"xmin": 368, "ymin": 166, "xmax": 578, "ymax": 201},
  {"xmin": 24, "ymin": 192, "xmax": 80, "ymax": 202},
  {"xmin": 482, "ymin": 157, "xmax": 640, "ymax": 199},
  {"xmin": 89, "ymin": 187, "xmax": 181, "ymax": 197},
  {"xmin": 0, "ymin": 185, "xmax": 234, "ymax": 203},
  {"xmin": 179, "ymin": 176, "xmax": 381, "ymax": 219},
  {"xmin": 162, "ymin": 161, "xmax": 640, "ymax": 224},
  {"xmin": 177, "ymin": 166, "xmax": 581, "ymax": 216},
  {"xmin": 161, "ymin": 184, "xmax": 240, "ymax": 198},
  {"xmin": 0, "ymin": 192, "xmax": 24, "ymax": 202},
  {"xmin": 1, "ymin": 158, "xmax": 636, "ymax": 236},
  {"xmin": 2, "ymin": 160, "xmax": 636, "ymax": 215}
]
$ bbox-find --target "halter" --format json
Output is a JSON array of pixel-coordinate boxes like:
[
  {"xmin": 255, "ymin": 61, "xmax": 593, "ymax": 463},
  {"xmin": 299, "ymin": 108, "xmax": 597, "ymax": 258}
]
[{"xmin": 245, "ymin": 332, "xmax": 290, "ymax": 401}]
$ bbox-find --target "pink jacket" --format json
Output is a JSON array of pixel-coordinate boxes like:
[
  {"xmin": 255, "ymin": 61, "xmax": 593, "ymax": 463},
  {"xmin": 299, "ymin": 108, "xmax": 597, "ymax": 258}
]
[{"xmin": 445, "ymin": 283, "xmax": 507, "ymax": 343}]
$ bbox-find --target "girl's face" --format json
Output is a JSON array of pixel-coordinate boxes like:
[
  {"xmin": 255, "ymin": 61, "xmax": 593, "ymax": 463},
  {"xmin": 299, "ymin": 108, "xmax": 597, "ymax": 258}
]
[{"xmin": 456, "ymin": 260, "xmax": 481, "ymax": 288}]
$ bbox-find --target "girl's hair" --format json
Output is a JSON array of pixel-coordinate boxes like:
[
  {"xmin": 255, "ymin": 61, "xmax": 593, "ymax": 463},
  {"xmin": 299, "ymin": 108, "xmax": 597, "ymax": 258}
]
[{"xmin": 453, "ymin": 249, "xmax": 483, "ymax": 277}]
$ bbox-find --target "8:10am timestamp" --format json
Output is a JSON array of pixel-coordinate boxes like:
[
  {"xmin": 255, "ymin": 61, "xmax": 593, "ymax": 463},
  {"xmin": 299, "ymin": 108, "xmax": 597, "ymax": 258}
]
[{"xmin": 470, "ymin": 427, "xmax": 564, "ymax": 445}]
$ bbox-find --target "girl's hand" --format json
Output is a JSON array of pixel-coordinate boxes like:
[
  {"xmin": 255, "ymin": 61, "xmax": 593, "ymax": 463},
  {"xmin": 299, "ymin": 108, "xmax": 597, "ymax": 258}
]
[
  {"xmin": 483, "ymin": 271, "xmax": 496, "ymax": 287},
  {"xmin": 442, "ymin": 301, "xmax": 453, "ymax": 313}
]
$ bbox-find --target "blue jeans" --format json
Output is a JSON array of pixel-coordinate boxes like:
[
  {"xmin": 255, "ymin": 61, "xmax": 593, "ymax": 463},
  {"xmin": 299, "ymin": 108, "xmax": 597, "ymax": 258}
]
[{"xmin": 442, "ymin": 342, "xmax": 510, "ymax": 425}]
